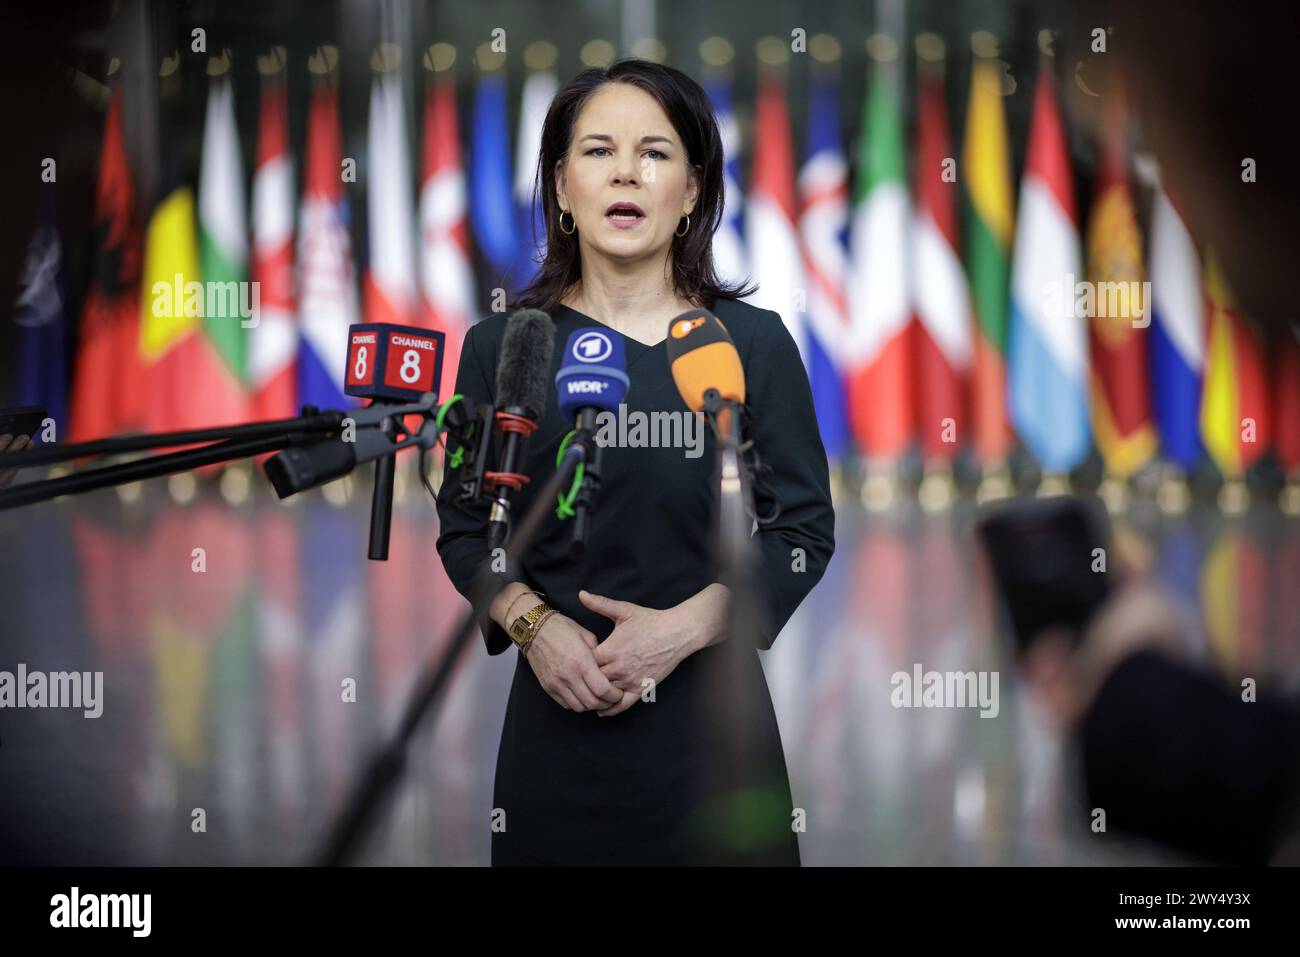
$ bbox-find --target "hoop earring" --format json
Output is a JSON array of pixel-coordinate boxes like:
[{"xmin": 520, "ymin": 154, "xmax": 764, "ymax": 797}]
[
  {"xmin": 675, "ymin": 214, "xmax": 690, "ymax": 237},
  {"xmin": 559, "ymin": 210, "xmax": 576, "ymax": 235}
]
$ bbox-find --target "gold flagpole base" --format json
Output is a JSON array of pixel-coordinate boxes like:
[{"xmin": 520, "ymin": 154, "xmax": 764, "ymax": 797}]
[
  {"xmin": 1156, "ymin": 469, "xmax": 1191, "ymax": 515},
  {"xmin": 1279, "ymin": 480, "xmax": 1300, "ymax": 517},
  {"xmin": 219, "ymin": 459, "xmax": 253, "ymax": 506},
  {"xmin": 1098, "ymin": 475, "xmax": 1129, "ymax": 514},
  {"xmin": 1036, "ymin": 473, "xmax": 1071, "ymax": 498},
  {"xmin": 1217, "ymin": 478, "xmax": 1250, "ymax": 515},
  {"xmin": 918, "ymin": 461, "xmax": 956, "ymax": 513},
  {"xmin": 975, "ymin": 464, "xmax": 1012, "ymax": 505},
  {"xmin": 859, "ymin": 468, "xmax": 897, "ymax": 512}
]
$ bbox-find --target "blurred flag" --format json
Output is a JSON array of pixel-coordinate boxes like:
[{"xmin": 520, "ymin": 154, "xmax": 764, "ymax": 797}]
[
  {"xmin": 470, "ymin": 68, "xmax": 517, "ymax": 288},
  {"xmin": 847, "ymin": 57, "xmax": 912, "ymax": 461},
  {"xmin": 421, "ymin": 69, "xmax": 476, "ymax": 391},
  {"xmin": 297, "ymin": 80, "xmax": 359, "ymax": 411},
  {"xmin": 1148, "ymin": 183, "xmax": 1204, "ymax": 471},
  {"xmin": 967, "ymin": 57, "xmax": 1013, "ymax": 468},
  {"xmin": 514, "ymin": 68, "xmax": 557, "ymax": 286},
  {"xmin": 1008, "ymin": 64, "xmax": 1090, "ymax": 475},
  {"xmin": 139, "ymin": 185, "xmax": 243, "ymax": 434},
  {"xmin": 364, "ymin": 70, "xmax": 418, "ymax": 328},
  {"xmin": 797, "ymin": 67, "xmax": 851, "ymax": 462},
  {"xmin": 745, "ymin": 66, "xmax": 805, "ymax": 356},
  {"xmin": 911, "ymin": 61, "xmax": 971, "ymax": 464},
  {"xmin": 704, "ymin": 72, "xmax": 748, "ymax": 288},
  {"xmin": 962, "ymin": 56, "xmax": 1015, "ymax": 467},
  {"xmin": 196, "ymin": 75, "xmax": 252, "ymax": 424},
  {"xmin": 13, "ymin": 189, "xmax": 67, "ymax": 431},
  {"xmin": 1202, "ymin": 526, "xmax": 1267, "ymax": 677},
  {"xmin": 1200, "ymin": 255, "xmax": 1270, "ymax": 479},
  {"xmin": 69, "ymin": 90, "xmax": 144, "ymax": 440},
  {"xmin": 1276, "ymin": 327, "xmax": 1300, "ymax": 479},
  {"xmin": 249, "ymin": 75, "xmax": 297, "ymax": 421},
  {"xmin": 1084, "ymin": 102, "xmax": 1155, "ymax": 478}
]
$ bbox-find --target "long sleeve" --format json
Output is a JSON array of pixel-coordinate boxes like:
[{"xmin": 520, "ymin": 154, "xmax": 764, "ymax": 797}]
[
  {"xmin": 434, "ymin": 319, "xmax": 514, "ymax": 655},
  {"xmin": 738, "ymin": 308, "xmax": 836, "ymax": 649}
]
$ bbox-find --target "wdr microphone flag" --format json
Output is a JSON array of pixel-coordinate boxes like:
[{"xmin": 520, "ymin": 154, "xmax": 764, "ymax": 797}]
[
  {"xmin": 1008, "ymin": 63, "xmax": 1090, "ymax": 475},
  {"xmin": 797, "ymin": 67, "xmax": 851, "ymax": 463}
]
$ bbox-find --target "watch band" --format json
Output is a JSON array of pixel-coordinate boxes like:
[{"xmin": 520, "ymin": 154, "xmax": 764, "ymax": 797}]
[{"xmin": 509, "ymin": 600, "xmax": 554, "ymax": 656}]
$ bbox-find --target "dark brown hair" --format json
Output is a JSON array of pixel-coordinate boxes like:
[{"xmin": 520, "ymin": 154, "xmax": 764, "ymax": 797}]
[{"xmin": 511, "ymin": 58, "xmax": 755, "ymax": 313}]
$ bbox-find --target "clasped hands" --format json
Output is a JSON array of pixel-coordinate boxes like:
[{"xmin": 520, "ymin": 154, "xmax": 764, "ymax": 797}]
[{"xmin": 509, "ymin": 583, "xmax": 729, "ymax": 718}]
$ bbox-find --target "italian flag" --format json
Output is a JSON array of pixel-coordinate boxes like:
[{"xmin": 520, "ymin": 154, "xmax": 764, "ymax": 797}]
[{"xmin": 846, "ymin": 57, "xmax": 912, "ymax": 461}]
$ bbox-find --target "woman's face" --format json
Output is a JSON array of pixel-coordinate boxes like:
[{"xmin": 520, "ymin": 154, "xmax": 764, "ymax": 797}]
[{"xmin": 555, "ymin": 82, "xmax": 699, "ymax": 268}]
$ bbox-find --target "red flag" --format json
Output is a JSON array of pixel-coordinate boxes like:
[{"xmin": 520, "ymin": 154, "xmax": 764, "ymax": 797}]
[
  {"xmin": 69, "ymin": 90, "xmax": 144, "ymax": 440},
  {"xmin": 250, "ymin": 77, "xmax": 297, "ymax": 421},
  {"xmin": 911, "ymin": 65, "xmax": 970, "ymax": 463}
]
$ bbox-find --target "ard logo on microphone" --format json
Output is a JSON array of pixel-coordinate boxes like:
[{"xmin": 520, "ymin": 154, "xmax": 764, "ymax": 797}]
[
  {"xmin": 344, "ymin": 323, "xmax": 446, "ymax": 402},
  {"xmin": 572, "ymin": 330, "xmax": 613, "ymax": 363}
]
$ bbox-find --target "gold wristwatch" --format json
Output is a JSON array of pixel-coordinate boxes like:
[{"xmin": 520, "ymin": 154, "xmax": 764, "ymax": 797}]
[{"xmin": 508, "ymin": 597, "xmax": 555, "ymax": 657}]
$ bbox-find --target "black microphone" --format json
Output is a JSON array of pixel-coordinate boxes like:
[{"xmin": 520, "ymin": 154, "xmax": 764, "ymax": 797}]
[
  {"xmin": 263, "ymin": 393, "xmax": 439, "ymax": 499},
  {"xmin": 485, "ymin": 309, "xmax": 554, "ymax": 550}
]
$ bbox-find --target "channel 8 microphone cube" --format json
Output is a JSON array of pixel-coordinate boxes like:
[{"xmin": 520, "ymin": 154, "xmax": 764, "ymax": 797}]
[{"xmin": 344, "ymin": 323, "xmax": 447, "ymax": 402}]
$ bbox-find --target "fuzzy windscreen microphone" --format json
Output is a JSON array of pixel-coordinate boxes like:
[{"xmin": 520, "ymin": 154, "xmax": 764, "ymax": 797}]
[{"xmin": 496, "ymin": 309, "xmax": 555, "ymax": 418}]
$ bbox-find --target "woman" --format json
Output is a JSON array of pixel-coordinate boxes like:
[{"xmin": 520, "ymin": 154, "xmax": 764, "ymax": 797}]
[{"xmin": 435, "ymin": 58, "xmax": 834, "ymax": 865}]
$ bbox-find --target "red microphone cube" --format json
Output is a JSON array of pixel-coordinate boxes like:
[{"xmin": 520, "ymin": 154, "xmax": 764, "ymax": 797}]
[{"xmin": 344, "ymin": 323, "xmax": 446, "ymax": 402}]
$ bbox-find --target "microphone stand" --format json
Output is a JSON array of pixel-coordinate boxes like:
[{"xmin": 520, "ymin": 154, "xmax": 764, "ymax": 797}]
[
  {"xmin": 0, "ymin": 410, "xmax": 346, "ymax": 511},
  {"xmin": 314, "ymin": 428, "xmax": 597, "ymax": 866},
  {"xmin": 694, "ymin": 388, "xmax": 781, "ymax": 864},
  {"xmin": 568, "ymin": 406, "xmax": 604, "ymax": 561}
]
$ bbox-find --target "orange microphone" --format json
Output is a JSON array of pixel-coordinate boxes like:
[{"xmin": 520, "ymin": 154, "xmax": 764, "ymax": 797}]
[{"xmin": 665, "ymin": 309, "xmax": 745, "ymax": 438}]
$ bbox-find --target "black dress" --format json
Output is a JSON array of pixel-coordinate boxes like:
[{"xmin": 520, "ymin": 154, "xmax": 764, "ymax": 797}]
[{"xmin": 435, "ymin": 297, "xmax": 835, "ymax": 865}]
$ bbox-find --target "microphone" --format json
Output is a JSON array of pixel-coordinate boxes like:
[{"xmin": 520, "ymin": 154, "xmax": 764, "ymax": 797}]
[
  {"xmin": 263, "ymin": 391, "xmax": 440, "ymax": 499},
  {"xmin": 485, "ymin": 309, "xmax": 554, "ymax": 550},
  {"xmin": 555, "ymin": 326, "xmax": 629, "ymax": 558},
  {"xmin": 665, "ymin": 308, "xmax": 745, "ymax": 440}
]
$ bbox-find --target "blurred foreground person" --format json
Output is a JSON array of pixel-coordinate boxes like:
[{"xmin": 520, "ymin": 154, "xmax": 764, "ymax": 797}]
[{"xmin": 980, "ymin": 497, "xmax": 1300, "ymax": 865}]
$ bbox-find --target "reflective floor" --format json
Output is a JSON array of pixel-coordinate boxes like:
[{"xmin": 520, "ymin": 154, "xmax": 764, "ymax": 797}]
[{"xmin": 2, "ymin": 465, "xmax": 1297, "ymax": 865}]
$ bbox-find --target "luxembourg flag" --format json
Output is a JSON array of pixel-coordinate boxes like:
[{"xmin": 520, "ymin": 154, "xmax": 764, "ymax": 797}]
[
  {"xmin": 796, "ymin": 68, "xmax": 850, "ymax": 462},
  {"xmin": 249, "ymin": 76, "xmax": 297, "ymax": 420},
  {"xmin": 514, "ymin": 68, "xmax": 557, "ymax": 286},
  {"xmin": 420, "ymin": 69, "xmax": 476, "ymax": 393},
  {"xmin": 364, "ymin": 69, "xmax": 418, "ymax": 329},
  {"xmin": 1147, "ymin": 183, "xmax": 1204, "ymax": 472},
  {"xmin": 296, "ymin": 80, "xmax": 359, "ymax": 410},
  {"xmin": 744, "ymin": 66, "xmax": 805, "ymax": 359},
  {"xmin": 1007, "ymin": 64, "xmax": 1090, "ymax": 475},
  {"xmin": 704, "ymin": 73, "xmax": 748, "ymax": 288}
]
